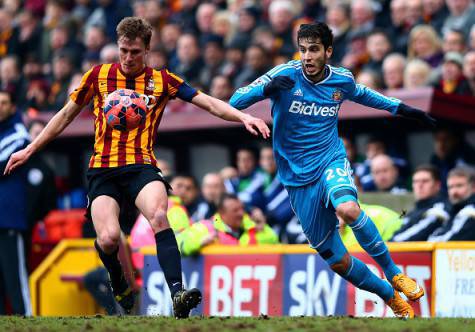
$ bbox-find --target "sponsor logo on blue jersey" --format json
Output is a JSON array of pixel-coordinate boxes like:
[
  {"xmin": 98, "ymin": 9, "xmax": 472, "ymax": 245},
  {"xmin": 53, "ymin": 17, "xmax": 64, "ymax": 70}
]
[{"xmin": 288, "ymin": 100, "xmax": 340, "ymax": 117}]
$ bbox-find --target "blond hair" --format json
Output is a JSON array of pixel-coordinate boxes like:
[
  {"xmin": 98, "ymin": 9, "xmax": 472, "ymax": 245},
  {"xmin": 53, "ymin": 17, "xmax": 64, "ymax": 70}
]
[
  {"xmin": 404, "ymin": 59, "xmax": 431, "ymax": 88},
  {"xmin": 408, "ymin": 24, "xmax": 441, "ymax": 59}
]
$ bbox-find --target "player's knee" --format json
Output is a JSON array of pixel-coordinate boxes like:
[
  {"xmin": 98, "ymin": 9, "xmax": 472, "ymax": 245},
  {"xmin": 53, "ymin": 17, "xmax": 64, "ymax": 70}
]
[
  {"xmin": 97, "ymin": 232, "xmax": 120, "ymax": 252},
  {"xmin": 149, "ymin": 208, "xmax": 170, "ymax": 232},
  {"xmin": 330, "ymin": 252, "xmax": 351, "ymax": 276},
  {"xmin": 336, "ymin": 201, "xmax": 361, "ymax": 224}
]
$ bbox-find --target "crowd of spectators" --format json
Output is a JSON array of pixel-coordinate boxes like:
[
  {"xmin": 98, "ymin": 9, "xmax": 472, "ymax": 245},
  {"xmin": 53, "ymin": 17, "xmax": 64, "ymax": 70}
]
[{"xmin": 0, "ymin": 0, "xmax": 475, "ymax": 119}]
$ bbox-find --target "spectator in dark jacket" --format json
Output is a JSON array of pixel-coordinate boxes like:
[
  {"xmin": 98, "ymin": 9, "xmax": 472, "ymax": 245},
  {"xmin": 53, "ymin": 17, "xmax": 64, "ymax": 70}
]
[
  {"xmin": 325, "ymin": 3, "xmax": 351, "ymax": 65},
  {"xmin": 228, "ymin": 5, "xmax": 260, "ymax": 52},
  {"xmin": 234, "ymin": 44, "xmax": 271, "ymax": 88},
  {"xmin": 260, "ymin": 146, "xmax": 294, "ymax": 240},
  {"xmin": 428, "ymin": 166, "xmax": 475, "ymax": 241},
  {"xmin": 25, "ymin": 119, "xmax": 57, "ymax": 229},
  {"xmin": 419, "ymin": 0, "xmax": 449, "ymax": 35},
  {"xmin": 391, "ymin": 165, "xmax": 450, "ymax": 242},
  {"xmin": 463, "ymin": 50, "xmax": 475, "ymax": 96},
  {"xmin": 370, "ymin": 154, "xmax": 408, "ymax": 194},
  {"xmin": 172, "ymin": 33, "xmax": 204, "ymax": 87},
  {"xmin": 430, "ymin": 127, "xmax": 475, "ymax": 192},
  {"xmin": 193, "ymin": 172, "xmax": 225, "ymax": 221},
  {"xmin": 224, "ymin": 147, "xmax": 266, "ymax": 212},
  {"xmin": 0, "ymin": 90, "xmax": 31, "ymax": 315},
  {"xmin": 433, "ymin": 52, "xmax": 471, "ymax": 95}
]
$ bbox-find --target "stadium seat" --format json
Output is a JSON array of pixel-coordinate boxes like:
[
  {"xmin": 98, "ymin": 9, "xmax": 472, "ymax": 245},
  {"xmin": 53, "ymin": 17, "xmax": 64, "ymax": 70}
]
[{"xmin": 33, "ymin": 209, "xmax": 87, "ymax": 243}]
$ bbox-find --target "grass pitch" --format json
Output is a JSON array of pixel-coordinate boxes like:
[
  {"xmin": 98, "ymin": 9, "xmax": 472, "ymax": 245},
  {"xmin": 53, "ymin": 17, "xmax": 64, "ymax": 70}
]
[{"xmin": 1, "ymin": 316, "xmax": 473, "ymax": 332}]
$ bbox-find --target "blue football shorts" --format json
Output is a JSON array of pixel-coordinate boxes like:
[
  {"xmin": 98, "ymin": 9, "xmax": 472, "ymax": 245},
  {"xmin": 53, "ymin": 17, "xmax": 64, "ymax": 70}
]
[{"xmin": 287, "ymin": 158, "xmax": 358, "ymax": 250}]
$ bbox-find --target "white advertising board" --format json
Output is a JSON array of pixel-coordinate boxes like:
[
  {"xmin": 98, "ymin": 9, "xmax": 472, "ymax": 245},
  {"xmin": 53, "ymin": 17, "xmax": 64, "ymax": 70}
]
[{"xmin": 435, "ymin": 249, "xmax": 475, "ymax": 317}]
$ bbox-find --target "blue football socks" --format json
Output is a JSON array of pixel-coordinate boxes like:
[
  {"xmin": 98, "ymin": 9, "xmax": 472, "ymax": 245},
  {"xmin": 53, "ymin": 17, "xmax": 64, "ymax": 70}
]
[
  {"xmin": 349, "ymin": 211, "xmax": 401, "ymax": 282},
  {"xmin": 343, "ymin": 255, "xmax": 394, "ymax": 301}
]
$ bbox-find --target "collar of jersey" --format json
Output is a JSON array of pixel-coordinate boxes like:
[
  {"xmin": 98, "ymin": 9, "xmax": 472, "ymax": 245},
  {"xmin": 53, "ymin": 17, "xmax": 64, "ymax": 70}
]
[
  {"xmin": 116, "ymin": 63, "xmax": 147, "ymax": 79},
  {"xmin": 301, "ymin": 64, "xmax": 332, "ymax": 85}
]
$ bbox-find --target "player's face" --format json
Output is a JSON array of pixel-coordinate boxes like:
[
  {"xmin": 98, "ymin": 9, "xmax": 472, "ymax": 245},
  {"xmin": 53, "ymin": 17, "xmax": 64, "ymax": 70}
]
[
  {"xmin": 412, "ymin": 171, "xmax": 440, "ymax": 201},
  {"xmin": 448, "ymin": 175, "xmax": 473, "ymax": 205},
  {"xmin": 118, "ymin": 37, "xmax": 149, "ymax": 76},
  {"xmin": 0, "ymin": 92, "xmax": 15, "ymax": 122},
  {"xmin": 298, "ymin": 37, "xmax": 333, "ymax": 82}
]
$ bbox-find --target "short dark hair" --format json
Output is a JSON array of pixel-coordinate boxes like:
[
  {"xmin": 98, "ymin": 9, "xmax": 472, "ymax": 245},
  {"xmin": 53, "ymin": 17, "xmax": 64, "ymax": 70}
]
[
  {"xmin": 116, "ymin": 17, "xmax": 153, "ymax": 48},
  {"xmin": 448, "ymin": 166, "xmax": 475, "ymax": 185},
  {"xmin": 368, "ymin": 28, "xmax": 390, "ymax": 40},
  {"xmin": 0, "ymin": 90, "xmax": 15, "ymax": 104},
  {"xmin": 237, "ymin": 146, "xmax": 258, "ymax": 161},
  {"xmin": 247, "ymin": 43, "xmax": 268, "ymax": 57},
  {"xmin": 414, "ymin": 164, "xmax": 441, "ymax": 182},
  {"xmin": 297, "ymin": 22, "xmax": 333, "ymax": 50},
  {"xmin": 217, "ymin": 193, "xmax": 240, "ymax": 211},
  {"xmin": 171, "ymin": 173, "xmax": 199, "ymax": 189},
  {"xmin": 367, "ymin": 135, "xmax": 386, "ymax": 146},
  {"xmin": 446, "ymin": 28, "xmax": 466, "ymax": 42}
]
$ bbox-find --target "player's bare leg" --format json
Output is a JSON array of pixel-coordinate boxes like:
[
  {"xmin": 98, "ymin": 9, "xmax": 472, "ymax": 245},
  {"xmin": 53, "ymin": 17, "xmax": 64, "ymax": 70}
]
[
  {"xmin": 91, "ymin": 196, "xmax": 135, "ymax": 313},
  {"xmin": 135, "ymin": 180, "xmax": 202, "ymax": 318},
  {"xmin": 336, "ymin": 201, "xmax": 425, "ymax": 302}
]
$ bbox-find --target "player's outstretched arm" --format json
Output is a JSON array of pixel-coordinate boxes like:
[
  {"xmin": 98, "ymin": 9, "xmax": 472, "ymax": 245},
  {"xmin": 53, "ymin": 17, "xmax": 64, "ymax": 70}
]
[
  {"xmin": 191, "ymin": 92, "xmax": 270, "ymax": 139},
  {"xmin": 4, "ymin": 100, "xmax": 82, "ymax": 175},
  {"xmin": 349, "ymin": 84, "xmax": 436, "ymax": 127}
]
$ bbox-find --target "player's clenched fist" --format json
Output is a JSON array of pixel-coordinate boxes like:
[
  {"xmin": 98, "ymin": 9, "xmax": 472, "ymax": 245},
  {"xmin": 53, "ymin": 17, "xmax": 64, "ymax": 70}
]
[
  {"xmin": 263, "ymin": 76, "xmax": 295, "ymax": 96},
  {"xmin": 396, "ymin": 103, "xmax": 436, "ymax": 127}
]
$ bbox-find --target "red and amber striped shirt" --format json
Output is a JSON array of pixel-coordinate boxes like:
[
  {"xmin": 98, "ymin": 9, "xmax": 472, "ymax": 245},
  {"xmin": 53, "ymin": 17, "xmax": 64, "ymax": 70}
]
[{"xmin": 70, "ymin": 63, "xmax": 189, "ymax": 168}]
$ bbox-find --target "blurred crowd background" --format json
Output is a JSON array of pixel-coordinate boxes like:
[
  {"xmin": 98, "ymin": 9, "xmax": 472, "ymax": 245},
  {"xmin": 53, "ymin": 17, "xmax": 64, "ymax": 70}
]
[{"xmin": 1, "ymin": 0, "xmax": 475, "ymax": 114}]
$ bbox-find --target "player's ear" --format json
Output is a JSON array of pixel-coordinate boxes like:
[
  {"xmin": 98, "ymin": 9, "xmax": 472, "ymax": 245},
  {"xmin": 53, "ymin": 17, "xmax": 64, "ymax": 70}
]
[{"xmin": 326, "ymin": 46, "xmax": 333, "ymax": 59}]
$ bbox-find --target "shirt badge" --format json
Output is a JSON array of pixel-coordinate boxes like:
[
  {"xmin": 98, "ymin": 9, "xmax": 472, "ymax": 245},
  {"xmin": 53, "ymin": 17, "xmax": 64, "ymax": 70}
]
[
  {"xmin": 332, "ymin": 89, "xmax": 343, "ymax": 102},
  {"xmin": 147, "ymin": 78, "xmax": 155, "ymax": 90}
]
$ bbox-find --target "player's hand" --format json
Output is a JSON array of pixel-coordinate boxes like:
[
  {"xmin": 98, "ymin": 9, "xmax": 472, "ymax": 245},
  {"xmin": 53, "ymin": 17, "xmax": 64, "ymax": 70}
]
[
  {"xmin": 241, "ymin": 113, "xmax": 271, "ymax": 139},
  {"xmin": 396, "ymin": 103, "xmax": 436, "ymax": 127},
  {"xmin": 263, "ymin": 76, "xmax": 295, "ymax": 96},
  {"xmin": 3, "ymin": 147, "xmax": 32, "ymax": 175}
]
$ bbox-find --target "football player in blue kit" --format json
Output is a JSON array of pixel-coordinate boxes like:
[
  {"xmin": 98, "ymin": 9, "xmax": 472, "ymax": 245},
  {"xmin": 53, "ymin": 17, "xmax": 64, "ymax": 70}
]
[{"xmin": 230, "ymin": 22, "xmax": 435, "ymax": 319}]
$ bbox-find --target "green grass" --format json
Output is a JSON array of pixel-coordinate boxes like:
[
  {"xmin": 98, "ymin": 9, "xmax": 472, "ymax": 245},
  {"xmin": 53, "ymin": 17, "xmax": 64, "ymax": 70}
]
[{"xmin": 1, "ymin": 316, "xmax": 474, "ymax": 332}]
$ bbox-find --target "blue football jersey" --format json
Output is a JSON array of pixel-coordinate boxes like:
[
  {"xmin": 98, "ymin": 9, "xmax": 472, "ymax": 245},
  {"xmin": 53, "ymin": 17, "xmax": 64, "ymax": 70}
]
[{"xmin": 230, "ymin": 60, "xmax": 401, "ymax": 187}]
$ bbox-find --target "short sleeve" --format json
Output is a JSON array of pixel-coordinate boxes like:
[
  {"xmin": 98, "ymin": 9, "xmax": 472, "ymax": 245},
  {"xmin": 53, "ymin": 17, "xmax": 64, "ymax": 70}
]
[
  {"xmin": 69, "ymin": 68, "xmax": 95, "ymax": 106},
  {"xmin": 162, "ymin": 69, "xmax": 198, "ymax": 101}
]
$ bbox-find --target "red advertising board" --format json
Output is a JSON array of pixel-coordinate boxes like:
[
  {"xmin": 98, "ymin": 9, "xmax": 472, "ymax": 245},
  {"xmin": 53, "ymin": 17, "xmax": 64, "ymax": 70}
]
[
  {"xmin": 347, "ymin": 252, "xmax": 432, "ymax": 317},
  {"xmin": 203, "ymin": 254, "xmax": 283, "ymax": 316}
]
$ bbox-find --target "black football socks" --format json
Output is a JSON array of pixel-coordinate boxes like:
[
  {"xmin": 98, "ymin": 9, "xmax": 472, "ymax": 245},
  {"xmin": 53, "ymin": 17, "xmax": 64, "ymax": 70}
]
[
  {"xmin": 94, "ymin": 239, "xmax": 125, "ymax": 292},
  {"xmin": 155, "ymin": 228, "xmax": 183, "ymax": 297}
]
